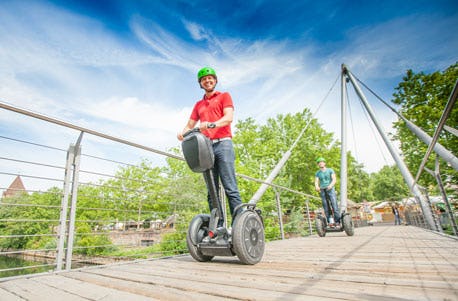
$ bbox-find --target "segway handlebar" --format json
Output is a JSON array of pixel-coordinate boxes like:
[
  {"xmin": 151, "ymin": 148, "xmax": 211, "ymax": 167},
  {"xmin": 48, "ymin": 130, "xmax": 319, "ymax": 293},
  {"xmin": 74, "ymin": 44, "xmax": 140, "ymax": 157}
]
[{"xmin": 183, "ymin": 127, "xmax": 201, "ymax": 138}]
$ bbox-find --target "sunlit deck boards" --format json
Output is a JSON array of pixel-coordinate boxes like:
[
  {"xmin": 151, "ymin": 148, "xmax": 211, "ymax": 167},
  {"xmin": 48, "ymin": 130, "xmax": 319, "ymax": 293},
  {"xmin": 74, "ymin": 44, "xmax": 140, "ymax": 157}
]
[{"xmin": 1, "ymin": 225, "xmax": 457, "ymax": 300}]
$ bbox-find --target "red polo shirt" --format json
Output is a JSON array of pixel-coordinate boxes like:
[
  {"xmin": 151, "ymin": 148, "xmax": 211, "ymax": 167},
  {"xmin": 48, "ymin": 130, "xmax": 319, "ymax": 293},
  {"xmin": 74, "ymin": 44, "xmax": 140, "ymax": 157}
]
[{"xmin": 190, "ymin": 91, "xmax": 233, "ymax": 139}]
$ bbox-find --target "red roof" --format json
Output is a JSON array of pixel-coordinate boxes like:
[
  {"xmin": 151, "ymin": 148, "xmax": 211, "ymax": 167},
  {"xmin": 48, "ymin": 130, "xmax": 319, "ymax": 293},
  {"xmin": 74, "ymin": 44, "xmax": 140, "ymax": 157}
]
[{"xmin": 2, "ymin": 176, "xmax": 26, "ymax": 198}]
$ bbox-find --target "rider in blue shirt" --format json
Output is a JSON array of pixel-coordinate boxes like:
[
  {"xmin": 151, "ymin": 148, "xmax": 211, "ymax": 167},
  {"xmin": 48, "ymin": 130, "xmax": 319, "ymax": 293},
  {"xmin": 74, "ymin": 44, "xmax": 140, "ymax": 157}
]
[{"xmin": 315, "ymin": 157, "xmax": 340, "ymax": 226}]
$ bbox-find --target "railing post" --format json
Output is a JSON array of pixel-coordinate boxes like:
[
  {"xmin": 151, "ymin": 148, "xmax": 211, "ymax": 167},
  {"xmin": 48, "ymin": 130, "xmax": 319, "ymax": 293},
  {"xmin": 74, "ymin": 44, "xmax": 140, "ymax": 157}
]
[
  {"xmin": 274, "ymin": 189, "xmax": 284, "ymax": 240},
  {"xmin": 421, "ymin": 187, "xmax": 443, "ymax": 232},
  {"xmin": 65, "ymin": 132, "xmax": 83, "ymax": 270},
  {"xmin": 305, "ymin": 199, "xmax": 313, "ymax": 236},
  {"xmin": 56, "ymin": 145, "xmax": 76, "ymax": 271}
]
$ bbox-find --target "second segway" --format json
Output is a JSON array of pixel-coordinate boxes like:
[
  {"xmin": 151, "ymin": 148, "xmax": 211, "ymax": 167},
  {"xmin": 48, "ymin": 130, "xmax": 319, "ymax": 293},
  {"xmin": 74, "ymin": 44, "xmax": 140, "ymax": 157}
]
[{"xmin": 315, "ymin": 192, "xmax": 354, "ymax": 237}]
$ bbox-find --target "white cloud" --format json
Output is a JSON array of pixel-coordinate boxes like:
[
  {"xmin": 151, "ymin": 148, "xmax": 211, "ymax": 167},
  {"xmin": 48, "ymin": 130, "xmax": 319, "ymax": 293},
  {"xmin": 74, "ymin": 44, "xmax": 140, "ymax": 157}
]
[
  {"xmin": 1, "ymin": 0, "xmax": 456, "ymax": 195},
  {"xmin": 79, "ymin": 96, "xmax": 191, "ymax": 148},
  {"xmin": 184, "ymin": 21, "xmax": 209, "ymax": 41}
]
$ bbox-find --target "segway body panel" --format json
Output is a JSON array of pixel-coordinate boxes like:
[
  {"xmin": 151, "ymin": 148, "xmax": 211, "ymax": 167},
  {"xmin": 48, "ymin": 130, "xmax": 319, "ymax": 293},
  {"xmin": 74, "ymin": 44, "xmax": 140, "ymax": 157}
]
[{"xmin": 182, "ymin": 129, "xmax": 214, "ymax": 173}]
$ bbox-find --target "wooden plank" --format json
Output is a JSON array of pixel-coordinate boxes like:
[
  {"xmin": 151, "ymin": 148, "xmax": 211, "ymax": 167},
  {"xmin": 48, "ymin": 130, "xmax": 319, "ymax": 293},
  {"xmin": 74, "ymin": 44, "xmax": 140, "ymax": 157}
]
[
  {"xmin": 0, "ymin": 226, "xmax": 456, "ymax": 301},
  {"xmin": 135, "ymin": 254, "xmax": 458, "ymax": 280},
  {"xmin": 0, "ymin": 277, "xmax": 87, "ymax": 301},
  {"xmin": 93, "ymin": 258, "xmax": 456, "ymax": 300},
  {"xmin": 0, "ymin": 287, "xmax": 23, "ymax": 301},
  {"xmin": 64, "ymin": 270, "xmax": 233, "ymax": 301},
  {"xmin": 33, "ymin": 274, "xmax": 156, "ymax": 301},
  {"xmin": 78, "ymin": 267, "xmax": 340, "ymax": 301}
]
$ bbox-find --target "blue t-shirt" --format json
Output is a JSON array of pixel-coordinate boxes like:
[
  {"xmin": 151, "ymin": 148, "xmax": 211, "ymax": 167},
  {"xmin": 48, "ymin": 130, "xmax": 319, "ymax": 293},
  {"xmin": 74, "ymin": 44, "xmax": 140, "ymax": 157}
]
[{"xmin": 315, "ymin": 168, "xmax": 334, "ymax": 189}]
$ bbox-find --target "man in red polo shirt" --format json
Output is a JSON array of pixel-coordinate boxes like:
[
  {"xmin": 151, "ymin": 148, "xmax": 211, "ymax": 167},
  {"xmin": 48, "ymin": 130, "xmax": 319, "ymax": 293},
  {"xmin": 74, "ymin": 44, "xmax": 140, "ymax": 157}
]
[{"xmin": 177, "ymin": 67, "xmax": 243, "ymax": 222}]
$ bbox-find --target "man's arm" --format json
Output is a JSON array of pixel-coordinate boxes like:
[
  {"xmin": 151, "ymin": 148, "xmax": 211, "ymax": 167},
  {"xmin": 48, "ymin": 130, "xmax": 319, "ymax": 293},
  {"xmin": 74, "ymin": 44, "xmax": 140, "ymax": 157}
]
[
  {"xmin": 315, "ymin": 177, "xmax": 320, "ymax": 192},
  {"xmin": 210, "ymin": 107, "xmax": 234, "ymax": 128},
  {"xmin": 177, "ymin": 119, "xmax": 197, "ymax": 141},
  {"xmin": 328, "ymin": 172, "xmax": 337, "ymax": 190}
]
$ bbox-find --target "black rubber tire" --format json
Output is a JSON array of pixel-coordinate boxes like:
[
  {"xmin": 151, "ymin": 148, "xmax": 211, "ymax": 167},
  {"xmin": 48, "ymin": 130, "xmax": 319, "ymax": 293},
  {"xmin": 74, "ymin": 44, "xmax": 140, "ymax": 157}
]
[
  {"xmin": 343, "ymin": 214, "xmax": 354, "ymax": 236},
  {"xmin": 186, "ymin": 214, "xmax": 214, "ymax": 262},
  {"xmin": 232, "ymin": 210, "xmax": 265, "ymax": 265},
  {"xmin": 315, "ymin": 217, "xmax": 326, "ymax": 237}
]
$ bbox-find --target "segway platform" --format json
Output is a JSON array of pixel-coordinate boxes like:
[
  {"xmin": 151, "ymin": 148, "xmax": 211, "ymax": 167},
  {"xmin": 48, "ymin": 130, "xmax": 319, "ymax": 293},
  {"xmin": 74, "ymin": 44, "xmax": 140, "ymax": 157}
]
[{"xmin": 315, "ymin": 212, "xmax": 354, "ymax": 237}]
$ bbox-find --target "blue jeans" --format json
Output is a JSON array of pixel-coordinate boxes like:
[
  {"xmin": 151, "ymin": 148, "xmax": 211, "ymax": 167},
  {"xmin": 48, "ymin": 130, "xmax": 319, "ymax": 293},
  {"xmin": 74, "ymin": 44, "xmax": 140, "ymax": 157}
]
[
  {"xmin": 205, "ymin": 139, "xmax": 242, "ymax": 218},
  {"xmin": 320, "ymin": 188, "xmax": 340, "ymax": 223}
]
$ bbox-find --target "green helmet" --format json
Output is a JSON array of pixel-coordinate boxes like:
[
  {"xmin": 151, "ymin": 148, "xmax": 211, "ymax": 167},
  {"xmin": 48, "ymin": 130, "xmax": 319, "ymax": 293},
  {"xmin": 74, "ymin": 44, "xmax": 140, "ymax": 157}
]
[
  {"xmin": 197, "ymin": 67, "xmax": 217, "ymax": 82},
  {"xmin": 316, "ymin": 157, "xmax": 326, "ymax": 163}
]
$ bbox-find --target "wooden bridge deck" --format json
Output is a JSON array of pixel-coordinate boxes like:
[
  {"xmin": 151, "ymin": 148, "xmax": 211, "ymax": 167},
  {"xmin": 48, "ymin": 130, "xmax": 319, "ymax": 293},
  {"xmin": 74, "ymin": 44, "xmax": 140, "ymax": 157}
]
[{"xmin": 0, "ymin": 225, "xmax": 457, "ymax": 301}]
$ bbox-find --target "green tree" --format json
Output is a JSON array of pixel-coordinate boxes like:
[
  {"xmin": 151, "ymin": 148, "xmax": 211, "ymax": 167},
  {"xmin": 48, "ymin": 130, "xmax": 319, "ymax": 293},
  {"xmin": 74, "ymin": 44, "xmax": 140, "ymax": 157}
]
[
  {"xmin": 0, "ymin": 189, "xmax": 61, "ymax": 250},
  {"xmin": 370, "ymin": 165, "xmax": 410, "ymax": 201},
  {"xmin": 164, "ymin": 149, "xmax": 209, "ymax": 218},
  {"xmin": 391, "ymin": 62, "xmax": 458, "ymax": 188},
  {"xmin": 347, "ymin": 156, "xmax": 373, "ymax": 202}
]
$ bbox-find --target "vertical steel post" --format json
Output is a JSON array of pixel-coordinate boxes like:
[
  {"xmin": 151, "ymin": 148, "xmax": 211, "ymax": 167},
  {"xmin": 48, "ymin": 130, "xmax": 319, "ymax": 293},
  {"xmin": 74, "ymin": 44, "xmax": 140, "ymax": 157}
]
[
  {"xmin": 65, "ymin": 132, "xmax": 83, "ymax": 270},
  {"xmin": 342, "ymin": 64, "xmax": 437, "ymax": 231},
  {"xmin": 55, "ymin": 145, "xmax": 75, "ymax": 271},
  {"xmin": 274, "ymin": 190, "xmax": 285, "ymax": 240},
  {"xmin": 340, "ymin": 65, "xmax": 348, "ymax": 211},
  {"xmin": 421, "ymin": 187, "xmax": 442, "ymax": 231},
  {"xmin": 305, "ymin": 199, "xmax": 313, "ymax": 236}
]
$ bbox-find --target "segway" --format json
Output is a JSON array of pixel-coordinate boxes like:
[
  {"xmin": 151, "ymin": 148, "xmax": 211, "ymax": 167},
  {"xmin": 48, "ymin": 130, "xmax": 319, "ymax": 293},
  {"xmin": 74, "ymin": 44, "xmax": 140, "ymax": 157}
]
[
  {"xmin": 315, "ymin": 190, "xmax": 354, "ymax": 237},
  {"xmin": 182, "ymin": 128, "xmax": 265, "ymax": 265}
]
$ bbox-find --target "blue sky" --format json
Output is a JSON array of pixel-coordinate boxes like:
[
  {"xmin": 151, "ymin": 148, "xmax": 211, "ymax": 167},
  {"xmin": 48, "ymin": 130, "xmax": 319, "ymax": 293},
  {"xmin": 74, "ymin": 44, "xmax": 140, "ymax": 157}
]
[{"xmin": 1, "ymin": 0, "xmax": 457, "ymax": 191}]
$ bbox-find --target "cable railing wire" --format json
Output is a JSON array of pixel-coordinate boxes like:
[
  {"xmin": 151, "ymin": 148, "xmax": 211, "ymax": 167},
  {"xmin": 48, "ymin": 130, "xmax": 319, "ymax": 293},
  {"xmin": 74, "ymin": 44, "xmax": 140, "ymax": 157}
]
[{"xmin": 0, "ymin": 99, "xmax": 329, "ymax": 280}]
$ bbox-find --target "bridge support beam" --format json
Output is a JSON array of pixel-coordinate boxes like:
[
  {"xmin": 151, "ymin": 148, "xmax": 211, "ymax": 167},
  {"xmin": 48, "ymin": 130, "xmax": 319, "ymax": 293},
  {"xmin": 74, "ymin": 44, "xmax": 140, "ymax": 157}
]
[
  {"xmin": 342, "ymin": 64, "xmax": 437, "ymax": 231},
  {"xmin": 340, "ymin": 65, "xmax": 348, "ymax": 212}
]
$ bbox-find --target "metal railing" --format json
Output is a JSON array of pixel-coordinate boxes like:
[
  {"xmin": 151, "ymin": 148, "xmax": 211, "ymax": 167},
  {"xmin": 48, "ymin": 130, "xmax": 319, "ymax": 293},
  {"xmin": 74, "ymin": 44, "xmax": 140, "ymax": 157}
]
[{"xmin": 0, "ymin": 101, "xmax": 326, "ymax": 279}]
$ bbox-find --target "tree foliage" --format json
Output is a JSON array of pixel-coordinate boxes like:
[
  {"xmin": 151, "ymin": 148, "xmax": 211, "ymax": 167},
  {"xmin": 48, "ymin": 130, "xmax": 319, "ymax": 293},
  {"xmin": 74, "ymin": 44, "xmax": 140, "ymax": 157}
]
[
  {"xmin": 234, "ymin": 109, "xmax": 370, "ymax": 208},
  {"xmin": 391, "ymin": 62, "xmax": 458, "ymax": 188},
  {"xmin": 235, "ymin": 111, "xmax": 329, "ymax": 214},
  {"xmin": 370, "ymin": 165, "xmax": 410, "ymax": 201}
]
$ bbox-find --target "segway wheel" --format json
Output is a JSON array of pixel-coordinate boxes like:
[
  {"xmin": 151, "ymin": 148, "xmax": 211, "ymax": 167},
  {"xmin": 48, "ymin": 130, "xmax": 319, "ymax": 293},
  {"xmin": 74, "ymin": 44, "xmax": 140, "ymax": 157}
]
[
  {"xmin": 232, "ymin": 210, "xmax": 265, "ymax": 265},
  {"xmin": 315, "ymin": 217, "xmax": 326, "ymax": 237},
  {"xmin": 342, "ymin": 214, "xmax": 354, "ymax": 236},
  {"xmin": 186, "ymin": 214, "xmax": 214, "ymax": 262}
]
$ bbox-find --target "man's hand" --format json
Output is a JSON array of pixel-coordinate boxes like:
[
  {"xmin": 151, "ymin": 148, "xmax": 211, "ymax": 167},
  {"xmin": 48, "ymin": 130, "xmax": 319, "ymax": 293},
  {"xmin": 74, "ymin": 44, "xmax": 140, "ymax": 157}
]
[
  {"xmin": 177, "ymin": 132, "xmax": 184, "ymax": 141},
  {"xmin": 198, "ymin": 122, "xmax": 208, "ymax": 132}
]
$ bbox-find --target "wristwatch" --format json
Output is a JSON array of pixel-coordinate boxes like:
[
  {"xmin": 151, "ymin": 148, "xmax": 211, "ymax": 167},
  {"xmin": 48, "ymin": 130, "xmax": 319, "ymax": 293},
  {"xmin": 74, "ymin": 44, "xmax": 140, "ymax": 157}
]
[{"xmin": 208, "ymin": 122, "xmax": 216, "ymax": 129}]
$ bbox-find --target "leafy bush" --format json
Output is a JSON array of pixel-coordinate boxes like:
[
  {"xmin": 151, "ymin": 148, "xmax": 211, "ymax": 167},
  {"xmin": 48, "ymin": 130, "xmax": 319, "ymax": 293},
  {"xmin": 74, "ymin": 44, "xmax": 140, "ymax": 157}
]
[{"xmin": 159, "ymin": 231, "xmax": 186, "ymax": 256}]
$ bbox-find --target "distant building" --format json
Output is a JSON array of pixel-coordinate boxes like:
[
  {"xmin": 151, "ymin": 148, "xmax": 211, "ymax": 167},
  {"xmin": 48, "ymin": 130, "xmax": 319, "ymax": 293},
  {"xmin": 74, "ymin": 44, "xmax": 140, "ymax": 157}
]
[{"xmin": 2, "ymin": 176, "xmax": 26, "ymax": 198}]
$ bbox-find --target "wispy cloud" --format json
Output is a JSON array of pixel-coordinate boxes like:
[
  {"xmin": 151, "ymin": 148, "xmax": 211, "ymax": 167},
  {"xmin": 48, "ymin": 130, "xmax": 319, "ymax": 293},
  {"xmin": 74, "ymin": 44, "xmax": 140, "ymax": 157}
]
[
  {"xmin": 333, "ymin": 13, "xmax": 458, "ymax": 79},
  {"xmin": 1, "ymin": 0, "xmax": 456, "ymax": 178}
]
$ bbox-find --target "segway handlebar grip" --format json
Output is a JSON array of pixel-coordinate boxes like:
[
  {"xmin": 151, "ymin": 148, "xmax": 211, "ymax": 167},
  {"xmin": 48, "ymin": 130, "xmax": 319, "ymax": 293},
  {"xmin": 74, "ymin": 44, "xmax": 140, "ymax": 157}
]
[{"xmin": 183, "ymin": 127, "xmax": 200, "ymax": 138}]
